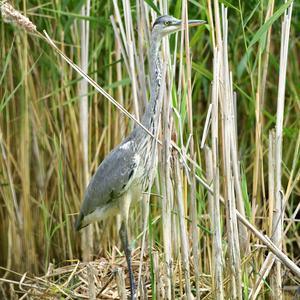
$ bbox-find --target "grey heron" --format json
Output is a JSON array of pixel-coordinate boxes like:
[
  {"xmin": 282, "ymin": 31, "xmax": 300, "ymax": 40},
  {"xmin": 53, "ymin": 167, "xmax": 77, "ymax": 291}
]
[{"xmin": 75, "ymin": 15, "xmax": 206, "ymax": 299}]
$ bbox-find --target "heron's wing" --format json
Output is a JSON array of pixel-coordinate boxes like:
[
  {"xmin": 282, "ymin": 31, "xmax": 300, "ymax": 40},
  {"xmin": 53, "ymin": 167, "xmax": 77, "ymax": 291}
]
[{"xmin": 80, "ymin": 138, "xmax": 138, "ymax": 217}]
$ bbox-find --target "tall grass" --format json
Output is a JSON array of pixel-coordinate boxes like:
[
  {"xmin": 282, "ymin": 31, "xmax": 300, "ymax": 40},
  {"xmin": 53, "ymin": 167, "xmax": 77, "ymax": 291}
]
[{"xmin": 0, "ymin": 0, "xmax": 299, "ymax": 299}]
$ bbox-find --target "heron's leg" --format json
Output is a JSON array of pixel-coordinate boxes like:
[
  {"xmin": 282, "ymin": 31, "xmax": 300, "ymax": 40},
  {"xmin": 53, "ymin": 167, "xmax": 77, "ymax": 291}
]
[{"xmin": 119, "ymin": 221, "xmax": 136, "ymax": 300}]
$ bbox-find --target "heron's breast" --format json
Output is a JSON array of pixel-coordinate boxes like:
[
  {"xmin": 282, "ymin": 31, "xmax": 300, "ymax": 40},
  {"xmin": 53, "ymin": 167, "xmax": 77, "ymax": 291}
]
[{"xmin": 81, "ymin": 202, "xmax": 119, "ymax": 227}]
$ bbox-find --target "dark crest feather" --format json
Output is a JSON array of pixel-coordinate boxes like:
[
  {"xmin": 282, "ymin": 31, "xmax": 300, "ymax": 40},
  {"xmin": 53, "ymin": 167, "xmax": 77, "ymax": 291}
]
[{"xmin": 152, "ymin": 15, "xmax": 169, "ymax": 28}]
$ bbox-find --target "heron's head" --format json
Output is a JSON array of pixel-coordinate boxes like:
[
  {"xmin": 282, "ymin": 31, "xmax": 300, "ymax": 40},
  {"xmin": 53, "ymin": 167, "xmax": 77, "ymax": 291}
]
[{"xmin": 152, "ymin": 15, "xmax": 206, "ymax": 38}]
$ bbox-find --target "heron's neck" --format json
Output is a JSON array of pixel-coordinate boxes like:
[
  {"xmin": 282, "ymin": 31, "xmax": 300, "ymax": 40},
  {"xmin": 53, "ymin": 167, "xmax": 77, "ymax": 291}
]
[{"xmin": 140, "ymin": 34, "xmax": 162, "ymax": 134}]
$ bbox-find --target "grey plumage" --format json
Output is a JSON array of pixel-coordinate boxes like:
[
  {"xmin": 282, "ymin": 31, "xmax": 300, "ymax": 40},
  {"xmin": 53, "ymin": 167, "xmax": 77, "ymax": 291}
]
[
  {"xmin": 75, "ymin": 15, "xmax": 206, "ymax": 300},
  {"xmin": 75, "ymin": 124, "xmax": 154, "ymax": 230}
]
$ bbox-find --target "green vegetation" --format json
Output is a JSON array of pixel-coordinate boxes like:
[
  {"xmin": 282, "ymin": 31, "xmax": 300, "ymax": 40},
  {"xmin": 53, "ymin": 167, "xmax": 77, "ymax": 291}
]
[{"xmin": 0, "ymin": 0, "xmax": 299, "ymax": 298}]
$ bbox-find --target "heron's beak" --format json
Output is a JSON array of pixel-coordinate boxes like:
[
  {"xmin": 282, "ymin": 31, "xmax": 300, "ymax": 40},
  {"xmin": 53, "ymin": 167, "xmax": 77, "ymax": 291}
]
[
  {"xmin": 175, "ymin": 19, "xmax": 207, "ymax": 28},
  {"xmin": 188, "ymin": 20, "xmax": 207, "ymax": 27}
]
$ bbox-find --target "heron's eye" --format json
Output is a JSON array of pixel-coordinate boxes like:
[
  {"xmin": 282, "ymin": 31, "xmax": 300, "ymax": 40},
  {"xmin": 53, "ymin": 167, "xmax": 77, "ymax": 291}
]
[{"xmin": 164, "ymin": 21, "xmax": 171, "ymax": 26}]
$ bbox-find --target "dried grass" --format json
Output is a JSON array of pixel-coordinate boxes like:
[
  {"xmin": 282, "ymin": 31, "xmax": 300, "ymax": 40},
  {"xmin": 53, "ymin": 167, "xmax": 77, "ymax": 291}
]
[
  {"xmin": 2, "ymin": 248, "xmax": 298, "ymax": 299},
  {"xmin": 0, "ymin": 1, "xmax": 299, "ymax": 299},
  {"xmin": 1, "ymin": 248, "xmax": 212, "ymax": 300}
]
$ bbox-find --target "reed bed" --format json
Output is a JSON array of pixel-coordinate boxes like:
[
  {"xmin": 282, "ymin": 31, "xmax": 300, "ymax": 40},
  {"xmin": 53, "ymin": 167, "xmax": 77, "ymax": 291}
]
[{"xmin": 0, "ymin": 0, "xmax": 299, "ymax": 299}]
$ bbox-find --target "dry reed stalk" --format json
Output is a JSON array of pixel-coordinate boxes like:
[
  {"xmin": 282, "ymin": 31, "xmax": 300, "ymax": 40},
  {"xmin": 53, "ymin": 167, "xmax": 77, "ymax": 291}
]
[
  {"xmin": 138, "ymin": 67, "xmax": 166, "ymax": 298},
  {"xmin": 247, "ymin": 130, "xmax": 276, "ymax": 298},
  {"xmin": 157, "ymin": 3, "xmax": 174, "ymax": 299},
  {"xmin": 115, "ymin": 268, "xmax": 127, "ymax": 300},
  {"xmin": 211, "ymin": 6, "xmax": 240, "ymax": 295},
  {"xmin": 87, "ymin": 263, "xmax": 96, "ymax": 300},
  {"xmin": 30, "ymin": 106, "xmax": 45, "ymax": 195},
  {"xmin": 112, "ymin": 0, "xmax": 146, "ymax": 155},
  {"xmin": 174, "ymin": 155, "xmax": 192, "ymax": 299},
  {"xmin": 282, "ymin": 129, "xmax": 300, "ymax": 211},
  {"xmin": 282, "ymin": 131, "xmax": 300, "ymax": 236},
  {"xmin": 254, "ymin": 4, "xmax": 275, "ymax": 231},
  {"xmin": 160, "ymin": 75, "xmax": 173, "ymax": 300},
  {"xmin": 204, "ymin": 149, "xmax": 213, "ymax": 220},
  {"xmin": 284, "ymin": 200, "xmax": 300, "ymax": 237},
  {"xmin": 214, "ymin": 0, "xmax": 249, "ymax": 256},
  {"xmin": 153, "ymin": 251, "xmax": 162, "ymax": 300},
  {"xmin": 268, "ymin": 130, "xmax": 276, "ymax": 236},
  {"xmin": 0, "ymin": 130, "xmax": 22, "ymax": 228},
  {"xmin": 271, "ymin": 2, "xmax": 293, "ymax": 298},
  {"xmin": 230, "ymin": 129, "xmax": 249, "ymax": 255},
  {"xmin": 208, "ymin": 46, "xmax": 224, "ymax": 300},
  {"xmin": 220, "ymin": 6, "xmax": 243, "ymax": 299},
  {"xmin": 0, "ymin": 128, "xmax": 23, "ymax": 275},
  {"xmin": 235, "ymin": 209, "xmax": 300, "ymax": 277},
  {"xmin": 166, "ymin": 13, "xmax": 181, "ymax": 268},
  {"xmin": 253, "ymin": 0, "xmax": 275, "ymax": 235},
  {"xmin": 110, "ymin": 13, "xmax": 130, "ymax": 73},
  {"xmin": 9, "ymin": 0, "xmax": 38, "ymax": 272},
  {"xmin": 135, "ymin": 0, "xmax": 148, "ymax": 109},
  {"xmin": 249, "ymin": 252, "xmax": 276, "ymax": 299},
  {"xmin": 260, "ymin": 0, "xmax": 275, "ymax": 108},
  {"xmin": 213, "ymin": 0, "xmax": 222, "ymax": 48},
  {"xmin": 181, "ymin": 1, "xmax": 201, "ymax": 298},
  {"xmin": 200, "ymin": 103, "xmax": 212, "ymax": 149},
  {"xmin": 139, "ymin": 275, "xmax": 147, "ymax": 300},
  {"xmin": 204, "ymin": 146, "xmax": 224, "ymax": 299},
  {"xmin": 114, "ymin": 31, "xmax": 126, "ymax": 139},
  {"xmin": 229, "ymin": 91, "xmax": 249, "ymax": 256},
  {"xmin": 112, "ymin": 0, "xmax": 127, "ymax": 53},
  {"xmin": 79, "ymin": 0, "xmax": 93, "ymax": 263},
  {"xmin": 79, "ymin": 1, "xmax": 90, "ymax": 185},
  {"xmin": 128, "ymin": 41, "xmax": 140, "ymax": 119},
  {"xmin": 252, "ymin": 92, "xmax": 262, "ymax": 223},
  {"xmin": 206, "ymin": 0, "xmax": 215, "ymax": 48},
  {"xmin": 122, "ymin": 0, "xmax": 140, "ymax": 119}
]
